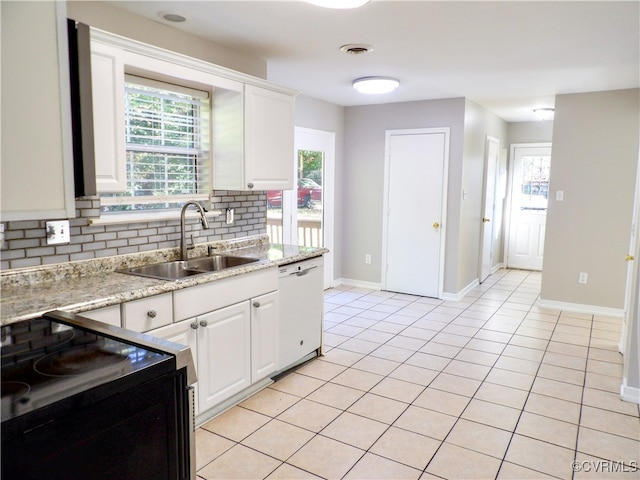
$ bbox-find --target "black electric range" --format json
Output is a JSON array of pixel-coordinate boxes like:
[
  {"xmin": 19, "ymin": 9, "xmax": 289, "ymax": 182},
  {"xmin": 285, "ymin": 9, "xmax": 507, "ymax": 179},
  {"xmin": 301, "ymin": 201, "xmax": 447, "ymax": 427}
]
[{"xmin": 1, "ymin": 310, "xmax": 196, "ymax": 480}]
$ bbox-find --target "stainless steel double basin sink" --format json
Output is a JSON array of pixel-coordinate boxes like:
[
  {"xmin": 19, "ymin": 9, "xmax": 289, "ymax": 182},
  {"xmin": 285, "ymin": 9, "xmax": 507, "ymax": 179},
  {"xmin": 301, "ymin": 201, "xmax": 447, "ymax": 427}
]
[{"xmin": 118, "ymin": 254, "xmax": 261, "ymax": 281}]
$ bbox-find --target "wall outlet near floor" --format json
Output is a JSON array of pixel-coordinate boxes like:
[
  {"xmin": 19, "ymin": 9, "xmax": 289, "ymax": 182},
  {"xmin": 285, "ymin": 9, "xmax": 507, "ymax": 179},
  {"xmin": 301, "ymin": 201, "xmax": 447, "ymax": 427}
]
[
  {"xmin": 45, "ymin": 220, "xmax": 70, "ymax": 245},
  {"xmin": 578, "ymin": 272, "xmax": 589, "ymax": 284},
  {"xmin": 365, "ymin": 254, "xmax": 372, "ymax": 265}
]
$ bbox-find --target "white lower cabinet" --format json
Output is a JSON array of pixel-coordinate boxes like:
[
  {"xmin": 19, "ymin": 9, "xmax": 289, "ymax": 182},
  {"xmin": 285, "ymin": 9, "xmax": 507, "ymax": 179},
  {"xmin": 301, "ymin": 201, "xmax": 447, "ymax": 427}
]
[{"xmin": 151, "ymin": 269, "xmax": 279, "ymax": 417}]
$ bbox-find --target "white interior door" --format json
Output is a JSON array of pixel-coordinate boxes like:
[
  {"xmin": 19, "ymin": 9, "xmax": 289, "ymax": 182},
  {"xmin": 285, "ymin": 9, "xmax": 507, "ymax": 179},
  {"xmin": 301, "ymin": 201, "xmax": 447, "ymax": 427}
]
[
  {"xmin": 479, "ymin": 136, "xmax": 499, "ymax": 282},
  {"xmin": 507, "ymin": 144, "xmax": 552, "ymax": 270},
  {"xmin": 382, "ymin": 128, "xmax": 449, "ymax": 298}
]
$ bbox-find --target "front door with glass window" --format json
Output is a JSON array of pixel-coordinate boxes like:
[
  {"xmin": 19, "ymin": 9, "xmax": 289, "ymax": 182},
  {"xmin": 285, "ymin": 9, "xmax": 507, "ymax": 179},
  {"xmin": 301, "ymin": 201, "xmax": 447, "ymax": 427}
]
[{"xmin": 507, "ymin": 144, "xmax": 552, "ymax": 270}]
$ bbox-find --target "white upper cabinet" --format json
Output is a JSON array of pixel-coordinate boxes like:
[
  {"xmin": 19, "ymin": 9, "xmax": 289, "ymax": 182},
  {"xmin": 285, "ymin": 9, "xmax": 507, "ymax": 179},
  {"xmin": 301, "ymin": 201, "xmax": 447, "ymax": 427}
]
[
  {"xmin": 213, "ymin": 85, "xmax": 295, "ymax": 191},
  {"xmin": 1, "ymin": 2, "xmax": 76, "ymax": 220},
  {"xmin": 89, "ymin": 29, "xmax": 296, "ymax": 197},
  {"xmin": 90, "ymin": 40, "xmax": 126, "ymax": 193}
]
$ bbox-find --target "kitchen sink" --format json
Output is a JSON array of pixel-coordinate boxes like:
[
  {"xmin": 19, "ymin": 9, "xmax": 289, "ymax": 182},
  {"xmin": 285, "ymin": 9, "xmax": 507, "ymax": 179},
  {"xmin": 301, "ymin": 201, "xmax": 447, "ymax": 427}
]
[{"xmin": 118, "ymin": 255, "xmax": 261, "ymax": 281}]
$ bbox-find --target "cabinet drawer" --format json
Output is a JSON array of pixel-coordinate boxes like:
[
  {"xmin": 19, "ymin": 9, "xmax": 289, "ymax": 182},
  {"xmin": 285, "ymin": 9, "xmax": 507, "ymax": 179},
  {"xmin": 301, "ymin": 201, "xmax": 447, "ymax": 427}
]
[
  {"xmin": 123, "ymin": 293, "xmax": 173, "ymax": 332},
  {"xmin": 82, "ymin": 304, "xmax": 121, "ymax": 327},
  {"xmin": 173, "ymin": 268, "xmax": 277, "ymax": 322}
]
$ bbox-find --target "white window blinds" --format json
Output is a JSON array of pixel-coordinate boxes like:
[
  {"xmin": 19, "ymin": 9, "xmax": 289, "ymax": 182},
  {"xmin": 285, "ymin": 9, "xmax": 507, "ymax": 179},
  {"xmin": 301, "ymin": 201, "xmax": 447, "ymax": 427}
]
[{"xmin": 100, "ymin": 74, "xmax": 211, "ymax": 212}]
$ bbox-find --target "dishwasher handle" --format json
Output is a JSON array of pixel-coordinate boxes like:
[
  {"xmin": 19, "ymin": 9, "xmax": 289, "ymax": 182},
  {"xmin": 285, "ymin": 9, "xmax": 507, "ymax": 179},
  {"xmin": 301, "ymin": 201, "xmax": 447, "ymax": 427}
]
[{"xmin": 291, "ymin": 265, "xmax": 318, "ymax": 277}]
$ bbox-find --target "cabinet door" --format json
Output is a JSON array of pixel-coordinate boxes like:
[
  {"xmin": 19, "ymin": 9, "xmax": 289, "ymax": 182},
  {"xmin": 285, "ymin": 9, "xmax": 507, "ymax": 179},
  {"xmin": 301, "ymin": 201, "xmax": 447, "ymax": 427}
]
[
  {"xmin": 151, "ymin": 319, "xmax": 199, "ymax": 412},
  {"xmin": 90, "ymin": 40, "xmax": 126, "ymax": 192},
  {"xmin": 243, "ymin": 85, "xmax": 294, "ymax": 191},
  {"xmin": 1, "ymin": 1, "xmax": 75, "ymax": 221},
  {"xmin": 251, "ymin": 291, "xmax": 279, "ymax": 382},
  {"xmin": 197, "ymin": 302, "xmax": 251, "ymax": 412}
]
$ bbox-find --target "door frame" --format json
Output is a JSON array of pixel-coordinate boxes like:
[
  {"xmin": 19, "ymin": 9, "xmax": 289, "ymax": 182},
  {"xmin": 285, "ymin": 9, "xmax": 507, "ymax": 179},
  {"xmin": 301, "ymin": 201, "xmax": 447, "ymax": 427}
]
[
  {"xmin": 289, "ymin": 127, "xmax": 335, "ymax": 289},
  {"xmin": 381, "ymin": 127, "xmax": 450, "ymax": 298},
  {"xmin": 504, "ymin": 142, "xmax": 552, "ymax": 268}
]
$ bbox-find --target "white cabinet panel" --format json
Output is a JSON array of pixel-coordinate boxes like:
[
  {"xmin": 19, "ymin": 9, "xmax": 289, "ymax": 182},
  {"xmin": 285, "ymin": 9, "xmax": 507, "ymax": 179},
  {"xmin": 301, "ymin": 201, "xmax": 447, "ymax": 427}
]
[
  {"xmin": 122, "ymin": 293, "xmax": 173, "ymax": 332},
  {"xmin": 1, "ymin": 1, "xmax": 75, "ymax": 220},
  {"xmin": 213, "ymin": 85, "xmax": 294, "ymax": 191},
  {"xmin": 250, "ymin": 291, "xmax": 279, "ymax": 382},
  {"xmin": 243, "ymin": 85, "xmax": 294, "ymax": 191},
  {"xmin": 90, "ymin": 40, "xmax": 126, "ymax": 193},
  {"xmin": 197, "ymin": 302, "xmax": 251, "ymax": 412},
  {"xmin": 82, "ymin": 304, "xmax": 121, "ymax": 327}
]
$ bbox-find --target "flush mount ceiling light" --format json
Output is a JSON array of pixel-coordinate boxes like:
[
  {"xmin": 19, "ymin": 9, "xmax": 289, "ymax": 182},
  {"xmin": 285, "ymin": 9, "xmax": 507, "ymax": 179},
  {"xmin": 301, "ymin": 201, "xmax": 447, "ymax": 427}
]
[
  {"xmin": 352, "ymin": 76, "xmax": 400, "ymax": 94},
  {"xmin": 533, "ymin": 107, "xmax": 555, "ymax": 121},
  {"xmin": 305, "ymin": 0, "xmax": 370, "ymax": 8},
  {"xmin": 158, "ymin": 11, "xmax": 188, "ymax": 23}
]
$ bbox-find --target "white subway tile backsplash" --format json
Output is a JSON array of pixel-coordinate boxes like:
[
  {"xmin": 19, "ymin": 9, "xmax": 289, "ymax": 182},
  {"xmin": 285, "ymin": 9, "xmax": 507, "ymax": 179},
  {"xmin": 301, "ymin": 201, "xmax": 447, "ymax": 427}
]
[{"xmin": 0, "ymin": 191, "xmax": 266, "ymax": 270}]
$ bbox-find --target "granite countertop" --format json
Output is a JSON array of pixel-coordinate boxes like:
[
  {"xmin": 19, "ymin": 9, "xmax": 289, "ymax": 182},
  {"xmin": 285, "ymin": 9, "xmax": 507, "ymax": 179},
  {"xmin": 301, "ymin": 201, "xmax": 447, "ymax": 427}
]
[{"xmin": 1, "ymin": 235, "xmax": 327, "ymax": 324}]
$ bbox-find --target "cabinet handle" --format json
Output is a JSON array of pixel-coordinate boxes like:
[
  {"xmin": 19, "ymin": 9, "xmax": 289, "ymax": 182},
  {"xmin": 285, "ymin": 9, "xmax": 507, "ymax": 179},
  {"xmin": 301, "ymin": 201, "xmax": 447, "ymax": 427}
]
[
  {"xmin": 253, "ymin": 301, "xmax": 260, "ymax": 308},
  {"xmin": 247, "ymin": 182, "xmax": 254, "ymax": 189},
  {"xmin": 190, "ymin": 321, "xmax": 199, "ymax": 330},
  {"xmin": 147, "ymin": 310, "xmax": 157, "ymax": 318},
  {"xmin": 199, "ymin": 319, "xmax": 208, "ymax": 327}
]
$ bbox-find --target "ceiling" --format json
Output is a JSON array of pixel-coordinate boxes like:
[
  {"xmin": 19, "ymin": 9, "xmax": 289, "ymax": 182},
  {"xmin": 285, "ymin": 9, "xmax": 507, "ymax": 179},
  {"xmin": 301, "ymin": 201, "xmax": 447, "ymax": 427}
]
[{"xmin": 106, "ymin": 0, "xmax": 639, "ymax": 122}]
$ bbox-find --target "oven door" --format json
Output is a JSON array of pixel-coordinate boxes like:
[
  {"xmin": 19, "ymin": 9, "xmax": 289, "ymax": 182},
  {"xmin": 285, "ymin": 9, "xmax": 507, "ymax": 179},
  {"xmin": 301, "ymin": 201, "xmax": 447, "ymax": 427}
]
[{"xmin": 2, "ymin": 368, "xmax": 192, "ymax": 480}]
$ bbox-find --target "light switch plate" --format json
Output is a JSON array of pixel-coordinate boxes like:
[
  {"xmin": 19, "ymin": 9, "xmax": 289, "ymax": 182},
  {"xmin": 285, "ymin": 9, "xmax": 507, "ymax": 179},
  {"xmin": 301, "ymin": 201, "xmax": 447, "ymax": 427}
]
[{"xmin": 46, "ymin": 220, "xmax": 70, "ymax": 245}]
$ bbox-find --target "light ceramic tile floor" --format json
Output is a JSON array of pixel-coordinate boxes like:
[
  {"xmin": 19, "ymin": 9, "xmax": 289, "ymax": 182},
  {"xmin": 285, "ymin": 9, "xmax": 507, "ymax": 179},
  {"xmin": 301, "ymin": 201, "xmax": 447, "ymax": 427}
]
[{"xmin": 195, "ymin": 269, "xmax": 640, "ymax": 479}]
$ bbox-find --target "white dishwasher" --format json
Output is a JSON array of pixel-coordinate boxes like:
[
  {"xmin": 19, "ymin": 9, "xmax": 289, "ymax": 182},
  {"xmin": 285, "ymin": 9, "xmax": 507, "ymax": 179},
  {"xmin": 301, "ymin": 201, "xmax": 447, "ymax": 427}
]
[{"xmin": 277, "ymin": 256, "xmax": 324, "ymax": 371}]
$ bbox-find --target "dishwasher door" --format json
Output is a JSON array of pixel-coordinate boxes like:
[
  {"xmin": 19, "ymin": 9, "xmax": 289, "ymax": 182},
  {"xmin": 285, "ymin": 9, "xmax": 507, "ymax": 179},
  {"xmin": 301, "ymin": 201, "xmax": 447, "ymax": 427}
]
[{"xmin": 278, "ymin": 256, "xmax": 324, "ymax": 371}]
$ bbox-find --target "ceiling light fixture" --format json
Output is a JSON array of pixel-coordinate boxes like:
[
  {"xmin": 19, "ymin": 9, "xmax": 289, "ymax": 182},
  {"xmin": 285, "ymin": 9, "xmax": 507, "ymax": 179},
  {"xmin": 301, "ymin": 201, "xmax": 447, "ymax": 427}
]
[
  {"xmin": 352, "ymin": 76, "xmax": 400, "ymax": 94},
  {"xmin": 305, "ymin": 0, "xmax": 370, "ymax": 9},
  {"xmin": 533, "ymin": 107, "xmax": 555, "ymax": 121},
  {"xmin": 158, "ymin": 11, "xmax": 188, "ymax": 23}
]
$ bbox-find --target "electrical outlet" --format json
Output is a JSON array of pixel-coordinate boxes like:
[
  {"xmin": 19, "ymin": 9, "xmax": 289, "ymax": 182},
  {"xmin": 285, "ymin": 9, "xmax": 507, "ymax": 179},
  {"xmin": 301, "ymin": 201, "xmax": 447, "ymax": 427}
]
[
  {"xmin": 45, "ymin": 220, "xmax": 70, "ymax": 245},
  {"xmin": 578, "ymin": 272, "xmax": 588, "ymax": 284},
  {"xmin": 365, "ymin": 254, "xmax": 372, "ymax": 264}
]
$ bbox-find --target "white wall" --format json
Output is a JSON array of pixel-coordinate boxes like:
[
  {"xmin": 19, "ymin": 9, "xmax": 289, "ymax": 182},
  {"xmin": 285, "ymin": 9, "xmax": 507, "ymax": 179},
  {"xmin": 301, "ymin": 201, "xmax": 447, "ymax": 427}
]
[
  {"xmin": 541, "ymin": 89, "xmax": 640, "ymax": 310},
  {"xmin": 67, "ymin": 1, "xmax": 266, "ymax": 78},
  {"xmin": 458, "ymin": 100, "xmax": 509, "ymax": 291},
  {"xmin": 507, "ymin": 121, "xmax": 554, "ymax": 145},
  {"xmin": 342, "ymin": 98, "xmax": 466, "ymax": 291}
]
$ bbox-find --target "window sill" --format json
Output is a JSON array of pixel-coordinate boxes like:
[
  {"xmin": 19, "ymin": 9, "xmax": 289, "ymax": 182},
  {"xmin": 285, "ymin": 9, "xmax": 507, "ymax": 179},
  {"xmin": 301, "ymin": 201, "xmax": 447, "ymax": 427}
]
[{"xmin": 88, "ymin": 209, "xmax": 223, "ymax": 226}]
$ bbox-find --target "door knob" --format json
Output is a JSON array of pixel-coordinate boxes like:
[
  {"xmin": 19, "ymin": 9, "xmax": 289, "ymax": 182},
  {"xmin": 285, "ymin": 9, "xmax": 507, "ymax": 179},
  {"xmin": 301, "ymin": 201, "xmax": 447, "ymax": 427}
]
[
  {"xmin": 433, "ymin": 222, "xmax": 440, "ymax": 229},
  {"xmin": 626, "ymin": 254, "xmax": 635, "ymax": 261},
  {"xmin": 147, "ymin": 310, "xmax": 157, "ymax": 318},
  {"xmin": 253, "ymin": 301, "xmax": 261, "ymax": 308},
  {"xmin": 199, "ymin": 319, "xmax": 208, "ymax": 327},
  {"xmin": 190, "ymin": 321, "xmax": 199, "ymax": 329},
  {"xmin": 482, "ymin": 218, "xmax": 491, "ymax": 223}
]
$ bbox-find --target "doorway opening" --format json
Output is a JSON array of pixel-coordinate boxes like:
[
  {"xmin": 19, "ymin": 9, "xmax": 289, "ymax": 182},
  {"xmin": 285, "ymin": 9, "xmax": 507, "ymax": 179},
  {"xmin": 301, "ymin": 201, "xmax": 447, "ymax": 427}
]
[{"xmin": 266, "ymin": 127, "xmax": 335, "ymax": 288}]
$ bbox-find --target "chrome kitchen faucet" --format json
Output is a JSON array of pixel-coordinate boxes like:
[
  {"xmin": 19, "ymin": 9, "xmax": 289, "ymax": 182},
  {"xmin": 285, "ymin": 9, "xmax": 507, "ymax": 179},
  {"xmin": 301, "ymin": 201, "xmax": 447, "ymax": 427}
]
[{"xmin": 180, "ymin": 201, "xmax": 210, "ymax": 261}]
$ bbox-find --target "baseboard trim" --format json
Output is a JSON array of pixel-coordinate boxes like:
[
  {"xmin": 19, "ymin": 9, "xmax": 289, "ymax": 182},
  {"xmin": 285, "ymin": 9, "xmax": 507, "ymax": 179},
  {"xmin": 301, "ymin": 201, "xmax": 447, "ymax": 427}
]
[
  {"xmin": 443, "ymin": 278, "xmax": 480, "ymax": 302},
  {"xmin": 620, "ymin": 379, "xmax": 640, "ymax": 404},
  {"xmin": 491, "ymin": 263, "xmax": 504, "ymax": 275},
  {"xmin": 536, "ymin": 298, "xmax": 624, "ymax": 318},
  {"xmin": 333, "ymin": 278, "xmax": 382, "ymax": 290}
]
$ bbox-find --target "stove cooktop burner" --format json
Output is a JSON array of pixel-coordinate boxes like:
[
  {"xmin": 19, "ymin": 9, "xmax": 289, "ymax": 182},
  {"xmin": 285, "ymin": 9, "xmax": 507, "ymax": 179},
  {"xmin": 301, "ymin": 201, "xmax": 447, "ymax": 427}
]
[
  {"xmin": 34, "ymin": 345, "xmax": 128, "ymax": 377},
  {"xmin": 1, "ymin": 381, "xmax": 31, "ymax": 403}
]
